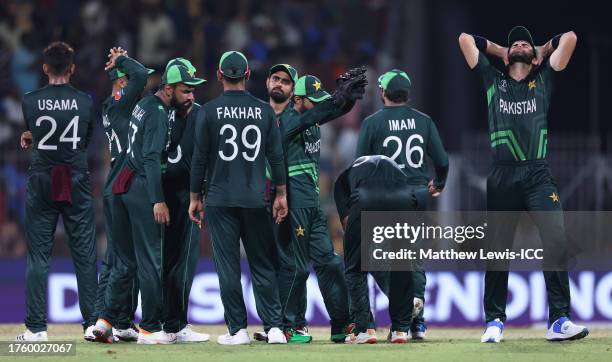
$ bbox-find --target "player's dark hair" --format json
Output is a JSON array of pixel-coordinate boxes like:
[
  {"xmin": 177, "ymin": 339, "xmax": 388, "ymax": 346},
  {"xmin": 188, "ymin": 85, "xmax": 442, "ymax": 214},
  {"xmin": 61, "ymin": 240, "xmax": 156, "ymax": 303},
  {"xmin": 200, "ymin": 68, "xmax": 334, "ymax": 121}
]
[
  {"xmin": 384, "ymin": 89, "xmax": 409, "ymax": 103},
  {"xmin": 222, "ymin": 75, "xmax": 243, "ymax": 84},
  {"xmin": 42, "ymin": 42, "xmax": 74, "ymax": 75}
]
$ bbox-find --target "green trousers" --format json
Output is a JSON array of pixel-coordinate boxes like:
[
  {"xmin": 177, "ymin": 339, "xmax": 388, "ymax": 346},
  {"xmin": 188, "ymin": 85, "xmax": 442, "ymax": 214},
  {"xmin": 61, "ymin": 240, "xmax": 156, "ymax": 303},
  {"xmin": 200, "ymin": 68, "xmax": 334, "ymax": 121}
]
[
  {"xmin": 95, "ymin": 193, "xmax": 139, "ymax": 329},
  {"xmin": 162, "ymin": 188, "xmax": 201, "ymax": 333},
  {"xmin": 276, "ymin": 207, "xmax": 350, "ymax": 332},
  {"xmin": 485, "ymin": 161, "xmax": 571, "ymax": 323},
  {"xmin": 366, "ymin": 185, "xmax": 428, "ymax": 328},
  {"xmin": 101, "ymin": 176, "xmax": 165, "ymax": 332},
  {"xmin": 206, "ymin": 206, "xmax": 283, "ymax": 335},
  {"xmin": 344, "ymin": 207, "xmax": 413, "ymax": 333},
  {"xmin": 25, "ymin": 170, "xmax": 98, "ymax": 332}
]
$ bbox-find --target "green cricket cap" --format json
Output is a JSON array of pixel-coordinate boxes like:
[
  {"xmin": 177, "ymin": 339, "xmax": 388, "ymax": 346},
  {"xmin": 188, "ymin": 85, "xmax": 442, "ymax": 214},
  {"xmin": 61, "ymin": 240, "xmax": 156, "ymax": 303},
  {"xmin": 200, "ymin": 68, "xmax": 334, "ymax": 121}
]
[
  {"xmin": 161, "ymin": 64, "xmax": 206, "ymax": 86},
  {"xmin": 294, "ymin": 75, "xmax": 331, "ymax": 102},
  {"xmin": 379, "ymin": 69, "xmax": 411, "ymax": 92},
  {"xmin": 508, "ymin": 25, "xmax": 537, "ymax": 56},
  {"xmin": 108, "ymin": 67, "xmax": 155, "ymax": 81},
  {"xmin": 269, "ymin": 63, "xmax": 298, "ymax": 84},
  {"xmin": 165, "ymin": 57, "xmax": 197, "ymax": 74},
  {"xmin": 219, "ymin": 51, "xmax": 249, "ymax": 79}
]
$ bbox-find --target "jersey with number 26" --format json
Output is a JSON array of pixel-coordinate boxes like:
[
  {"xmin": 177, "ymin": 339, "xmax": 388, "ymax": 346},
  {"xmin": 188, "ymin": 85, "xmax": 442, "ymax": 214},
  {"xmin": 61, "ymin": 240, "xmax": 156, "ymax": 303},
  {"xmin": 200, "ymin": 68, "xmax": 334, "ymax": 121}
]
[
  {"xmin": 22, "ymin": 84, "xmax": 94, "ymax": 172},
  {"xmin": 356, "ymin": 105, "xmax": 448, "ymax": 186}
]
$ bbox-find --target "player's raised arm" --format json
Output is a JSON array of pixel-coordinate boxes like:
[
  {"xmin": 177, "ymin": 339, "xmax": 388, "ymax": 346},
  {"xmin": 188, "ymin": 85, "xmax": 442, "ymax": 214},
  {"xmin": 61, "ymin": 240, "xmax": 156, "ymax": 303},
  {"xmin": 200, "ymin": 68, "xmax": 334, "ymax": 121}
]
[
  {"xmin": 114, "ymin": 55, "xmax": 149, "ymax": 104},
  {"xmin": 541, "ymin": 31, "xmax": 578, "ymax": 71},
  {"xmin": 458, "ymin": 33, "xmax": 481, "ymax": 69},
  {"xmin": 459, "ymin": 33, "xmax": 508, "ymax": 69}
]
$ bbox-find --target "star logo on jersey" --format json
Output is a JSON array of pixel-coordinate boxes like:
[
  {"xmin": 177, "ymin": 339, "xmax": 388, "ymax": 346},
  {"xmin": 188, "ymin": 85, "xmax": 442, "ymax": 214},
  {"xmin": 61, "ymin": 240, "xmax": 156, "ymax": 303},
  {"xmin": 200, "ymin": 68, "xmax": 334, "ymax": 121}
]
[
  {"xmin": 295, "ymin": 225, "xmax": 305, "ymax": 237},
  {"xmin": 313, "ymin": 80, "xmax": 321, "ymax": 91},
  {"xmin": 549, "ymin": 192, "xmax": 560, "ymax": 203},
  {"xmin": 528, "ymin": 80, "xmax": 537, "ymax": 90}
]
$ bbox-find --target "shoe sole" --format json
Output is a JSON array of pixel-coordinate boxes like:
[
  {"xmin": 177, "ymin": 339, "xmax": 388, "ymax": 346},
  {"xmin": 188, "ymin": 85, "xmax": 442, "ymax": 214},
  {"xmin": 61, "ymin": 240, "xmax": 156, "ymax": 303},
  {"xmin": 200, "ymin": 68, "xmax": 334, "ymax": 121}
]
[
  {"xmin": 547, "ymin": 329, "xmax": 589, "ymax": 342},
  {"xmin": 391, "ymin": 339, "xmax": 408, "ymax": 344}
]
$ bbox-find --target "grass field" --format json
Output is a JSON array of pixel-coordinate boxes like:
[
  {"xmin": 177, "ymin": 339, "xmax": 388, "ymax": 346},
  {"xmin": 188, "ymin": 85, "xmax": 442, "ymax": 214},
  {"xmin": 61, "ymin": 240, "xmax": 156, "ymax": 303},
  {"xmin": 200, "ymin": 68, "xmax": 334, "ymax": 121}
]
[{"xmin": 0, "ymin": 324, "xmax": 611, "ymax": 362}]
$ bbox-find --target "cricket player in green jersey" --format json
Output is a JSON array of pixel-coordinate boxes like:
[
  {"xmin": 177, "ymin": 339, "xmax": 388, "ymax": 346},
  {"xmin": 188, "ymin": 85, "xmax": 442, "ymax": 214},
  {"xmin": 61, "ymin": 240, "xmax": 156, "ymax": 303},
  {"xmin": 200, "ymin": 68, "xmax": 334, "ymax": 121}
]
[
  {"xmin": 335, "ymin": 155, "xmax": 425, "ymax": 343},
  {"xmin": 161, "ymin": 57, "xmax": 210, "ymax": 342},
  {"xmin": 17, "ymin": 42, "xmax": 98, "ymax": 342},
  {"xmin": 189, "ymin": 51, "xmax": 288, "ymax": 345},
  {"xmin": 459, "ymin": 26, "xmax": 587, "ymax": 342},
  {"xmin": 262, "ymin": 68, "xmax": 367, "ymax": 344},
  {"xmin": 95, "ymin": 47, "xmax": 154, "ymax": 343},
  {"xmin": 356, "ymin": 69, "xmax": 449, "ymax": 340},
  {"xmin": 93, "ymin": 64, "xmax": 205, "ymax": 345}
]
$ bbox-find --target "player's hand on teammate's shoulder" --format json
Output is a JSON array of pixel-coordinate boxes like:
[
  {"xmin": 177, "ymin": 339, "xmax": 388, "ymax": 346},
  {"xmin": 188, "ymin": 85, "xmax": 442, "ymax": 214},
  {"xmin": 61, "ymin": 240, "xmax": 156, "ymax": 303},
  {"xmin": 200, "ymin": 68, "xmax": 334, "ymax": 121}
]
[
  {"xmin": 153, "ymin": 202, "xmax": 170, "ymax": 225},
  {"xmin": 428, "ymin": 179, "xmax": 442, "ymax": 198},
  {"xmin": 20, "ymin": 131, "xmax": 33, "ymax": 150}
]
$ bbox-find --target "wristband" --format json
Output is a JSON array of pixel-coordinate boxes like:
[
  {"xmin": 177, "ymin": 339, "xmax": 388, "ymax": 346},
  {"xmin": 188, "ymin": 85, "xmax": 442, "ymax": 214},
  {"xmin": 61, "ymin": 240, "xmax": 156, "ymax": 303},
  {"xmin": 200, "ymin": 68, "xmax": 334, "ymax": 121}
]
[{"xmin": 473, "ymin": 35, "xmax": 488, "ymax": 52}]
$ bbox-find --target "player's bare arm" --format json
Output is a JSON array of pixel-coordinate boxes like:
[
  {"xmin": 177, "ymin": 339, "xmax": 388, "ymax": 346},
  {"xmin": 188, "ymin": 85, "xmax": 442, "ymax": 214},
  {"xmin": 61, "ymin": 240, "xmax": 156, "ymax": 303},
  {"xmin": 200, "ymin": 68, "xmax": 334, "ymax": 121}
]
[
  {"xmin": 272, "ymin": 184, "xmax": 288, "ymax": 224},
  {"xmin": 188, "ymin": 193, "xmax": 204, "ymax": 226},
  {"xmin": 154, "ymin": 202, "xmax": 170, "ymax": 225},
  {"xmin": 459, "ymin": 33, "xmax": 508, "ymax": 68},
  {"xmin": 547, "ymin": 31, "xmax": 578, "ymax": 71},
  {"xmin": 20, "ymin": 131, "xmax": 32, "ymax": 150}
]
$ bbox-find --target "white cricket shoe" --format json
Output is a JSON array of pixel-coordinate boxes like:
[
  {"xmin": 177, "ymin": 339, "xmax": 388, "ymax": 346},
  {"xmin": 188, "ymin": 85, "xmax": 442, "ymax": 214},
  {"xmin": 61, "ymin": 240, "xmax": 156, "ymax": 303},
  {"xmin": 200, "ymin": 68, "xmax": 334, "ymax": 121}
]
[
  {"xmin": 410, "ymin": 323, "xmax": 427, "ymax": 340},
  {"xmin": 16, "ymin": 329, "xmax": 48, "ymax": 342},
  {"xmin": 137, "ymin": 330, "xmax": 177, "ymax": 344},
  {"xmin": 217, "ymin": 328, "xmax": 251, "ymax": 345},
  {"xmin": 412, "ymin": 297, "xmax": 424, "ymax": 319},
  {"xmin": 481, "ymin": 318, "xmax": 504, "ymax": 343},
  {"xmin": 388, "ymin": 331, "xmax": 408, "ymax": 344},
  {"xmin": 84, "ymin": 325, "xmax": 96, "ymax": 341},
  {"xmin": 253, "ymin": 330, "xmax": 267, "ymax": 341},
  {"xmin": 267, "ymin": 327, "xmax": 287, "ymax": 344},
  {"xmin": 92, "ymin": 319, "xmax": 113, "ymax": 343},
  {"xmin": 176, "ymin": 324, "xmax": 210, "ymax": 343},
  {"xmin": 113, "ymin": 325, "xmax": 139, "ymax": 342},
  {"xmin": 545, "ymin": 317, "xmax": 589, "ymax": 341},
  {"xmin": 345, "ymin": 329, "xmax": 377, "ymax": 344}
]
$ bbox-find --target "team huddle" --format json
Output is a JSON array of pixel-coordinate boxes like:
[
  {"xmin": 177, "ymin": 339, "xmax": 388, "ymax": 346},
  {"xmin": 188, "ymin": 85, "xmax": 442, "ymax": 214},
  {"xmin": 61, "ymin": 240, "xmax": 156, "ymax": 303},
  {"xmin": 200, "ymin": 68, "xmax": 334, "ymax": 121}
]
[{"xmin": 16, "ymin": 25, "xmax": 588, "ymax": 345}]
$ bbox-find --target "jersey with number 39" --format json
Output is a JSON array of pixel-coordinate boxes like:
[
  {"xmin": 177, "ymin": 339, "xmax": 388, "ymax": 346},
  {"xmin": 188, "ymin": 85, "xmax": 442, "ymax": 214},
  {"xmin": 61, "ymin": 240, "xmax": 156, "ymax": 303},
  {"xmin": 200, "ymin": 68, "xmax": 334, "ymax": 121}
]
[
  {"xmin": 356, "ymin": 105, "xmax": 448, "ymax": 188},
  {"xmin": 190, "ymin": 90, "xmax": 286, "ymax": 207},
  {"xmin": 22, "ymin": 84, "xmax": 94, "ymax": 172}
]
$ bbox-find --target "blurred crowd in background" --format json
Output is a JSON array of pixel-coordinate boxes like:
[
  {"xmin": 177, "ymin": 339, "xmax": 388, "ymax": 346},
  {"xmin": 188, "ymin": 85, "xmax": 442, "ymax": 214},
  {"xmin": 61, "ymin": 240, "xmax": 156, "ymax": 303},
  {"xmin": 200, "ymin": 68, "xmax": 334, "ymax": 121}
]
[{"xmin": 1, "ymin": 0, "xmax": 610, "ymax": 258}]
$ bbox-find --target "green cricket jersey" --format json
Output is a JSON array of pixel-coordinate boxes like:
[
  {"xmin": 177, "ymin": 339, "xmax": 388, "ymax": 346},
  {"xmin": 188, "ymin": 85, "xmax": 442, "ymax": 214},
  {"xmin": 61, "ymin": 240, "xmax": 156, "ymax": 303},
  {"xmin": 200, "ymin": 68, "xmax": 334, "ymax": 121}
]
[
  {"xmin": 356, "ymin": 105, "xmax": 448, "ymax": 188},
  {"xmin": 22, "ymin": 84, "xmax": 94, "ymax": 172},
  {"xmin": 190, "ymin": 90, "xmax": 285, "ymax": 207},
  {"xmin": 475, "ymin": 53, "xmax": 556, "ymax": 162},
  {"xmin": 166, "ymin": 102, "xmax": 201, "ymax": 190},
  {"xmin": 334, "ymin": 155, "xmax": 413, "ymax": 220},
  {"xmin": 102, "ymin": 55, "xmax": 149, "ymax": 195},
  {"xmin": 125, "ymin": 94, "xmax": 170, "ymax": 204},
  {"xmin": 279, "ymin": 99, "xmax": 349, "ymax": 208}
]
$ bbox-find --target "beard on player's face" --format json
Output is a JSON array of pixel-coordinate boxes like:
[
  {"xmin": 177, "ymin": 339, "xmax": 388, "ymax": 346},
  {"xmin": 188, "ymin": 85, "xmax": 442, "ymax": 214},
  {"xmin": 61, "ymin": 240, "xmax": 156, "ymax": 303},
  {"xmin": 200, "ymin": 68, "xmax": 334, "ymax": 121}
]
[
  {"xmin": 269, "ymin": 87, "xmax": 289, "ymax": 103},
  {"xmin": 170, "ymin": 91, "xmax": 192, "ymax": 111},
  {"xmin": 508, "ymin": 48, "xmax": 535, "ymax": 65}
]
